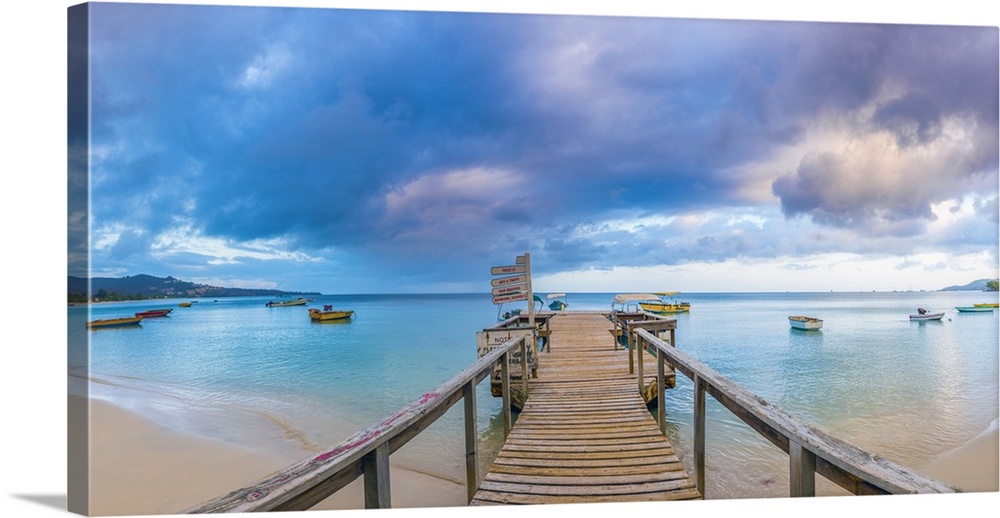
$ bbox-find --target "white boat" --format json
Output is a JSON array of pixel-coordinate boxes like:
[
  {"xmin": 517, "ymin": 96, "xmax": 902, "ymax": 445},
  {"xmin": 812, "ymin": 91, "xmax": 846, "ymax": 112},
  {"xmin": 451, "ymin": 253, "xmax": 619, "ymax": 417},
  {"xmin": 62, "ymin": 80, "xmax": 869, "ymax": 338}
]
[
  {"xmin": 909, "ymin": 308, "xmax": 944, "ymax": 321},
  {"xmin": 611, "ymin": 293, "xmax": 662, "ymax": 313},
  {"xmin": 788, "ymin": 315, "xmax": 823, "ymax": 330}
]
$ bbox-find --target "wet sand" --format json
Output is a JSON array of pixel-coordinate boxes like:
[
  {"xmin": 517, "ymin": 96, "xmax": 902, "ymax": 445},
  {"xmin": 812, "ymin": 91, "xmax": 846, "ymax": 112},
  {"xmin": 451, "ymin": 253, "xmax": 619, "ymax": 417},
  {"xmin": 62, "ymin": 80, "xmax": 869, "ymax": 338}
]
[
  {"xmin": 79, "ymin": 396, "xmax": 467, "ymax": 516},
  {"xmin": 920, "ymin": 418, "xmax": 999, "ymax": 493}
]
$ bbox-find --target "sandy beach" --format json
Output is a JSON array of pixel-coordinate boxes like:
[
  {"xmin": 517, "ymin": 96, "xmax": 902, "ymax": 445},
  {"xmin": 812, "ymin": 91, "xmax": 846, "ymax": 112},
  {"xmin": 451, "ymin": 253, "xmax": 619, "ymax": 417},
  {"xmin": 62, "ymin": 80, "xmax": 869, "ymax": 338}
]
[
  {"xmin": 76, "ymin": 395, "xmax": 467, "ymax": 516},
  {"xmin": 920, "ymin": 418, "xmax": 999, "ymax": 493},
  {"xmin": 77, "ymin": 392, "xmax": 997, "ymax": 517}
]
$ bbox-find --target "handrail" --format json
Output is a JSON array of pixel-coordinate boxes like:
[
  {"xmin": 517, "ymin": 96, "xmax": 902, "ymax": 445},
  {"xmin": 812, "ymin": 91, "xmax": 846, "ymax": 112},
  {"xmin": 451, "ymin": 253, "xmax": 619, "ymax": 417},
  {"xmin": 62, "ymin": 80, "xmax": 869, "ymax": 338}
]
[
  {"xmin": 183, "ymin": 335, "xmax": 529, "ymax": 513},
  {"xmin": 633, "ymin": 328, "xmax": 958, "ymax": 497}
]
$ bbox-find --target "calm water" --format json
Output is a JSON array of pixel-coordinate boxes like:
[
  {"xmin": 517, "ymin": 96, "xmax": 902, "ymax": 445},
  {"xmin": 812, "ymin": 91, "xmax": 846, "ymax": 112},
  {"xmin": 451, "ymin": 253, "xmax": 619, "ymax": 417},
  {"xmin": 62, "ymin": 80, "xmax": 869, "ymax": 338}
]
[{"xmin": 68, "ymin": 291, "xmax": 999, "ymax": 499}]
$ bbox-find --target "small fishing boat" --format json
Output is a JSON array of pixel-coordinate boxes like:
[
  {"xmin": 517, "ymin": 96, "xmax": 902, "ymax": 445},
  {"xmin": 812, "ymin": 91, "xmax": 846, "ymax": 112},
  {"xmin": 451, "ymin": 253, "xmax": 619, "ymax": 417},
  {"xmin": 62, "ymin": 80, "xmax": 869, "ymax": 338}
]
[
  {"xmin": 788, "ymin": 315, "xmax": 823, "ymax": 330},
  {"xmin": 308, "ymin": 305, "xmax": 354, "ymax": 321},
  {"xmin": 955, "ymin": 306, "xmax": 995, "ymax": 313},
  {"xmin": 638, "ymin": 292, "xmax": 691, "ymax": 314},
  {"xmin": 178, "ymin": 302, "xmax": 193, "ymax": 307},
  {"xmin": 909, "ymin": 308, "xmax": 945, "ymax": 321},
  {"xmin": 546, "ymin": 293, "xmax": 568, "ymax": 311},
  {"xmin": 135, "ymin": 308, "xmax": 173, "ymax": 318},
  {"xmin": 611, "ymin": 293, "xmax": 660, "ymax": 314},
  {"xmin": 87, "ymin": 316, "xmax": 142, "ymax": 329},
  {"xmin": 973, "ymin": 303, "xmax": 999, "ymax": 308},
  {"xmin": 266, "ymin": 298, "xmax": 308, "ymax": 307}
]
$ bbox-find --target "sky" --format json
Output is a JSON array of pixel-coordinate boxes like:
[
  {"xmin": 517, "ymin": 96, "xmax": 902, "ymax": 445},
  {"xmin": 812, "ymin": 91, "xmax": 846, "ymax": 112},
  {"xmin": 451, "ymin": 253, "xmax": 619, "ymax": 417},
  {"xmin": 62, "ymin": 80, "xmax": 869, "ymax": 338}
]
[
  {"xmin": 66, "ymin": 1, "xmax": 999, "ymax": 294},
  {"xmin": 3, "ymin": 4, "xmax": 999, "ymax": 518}
]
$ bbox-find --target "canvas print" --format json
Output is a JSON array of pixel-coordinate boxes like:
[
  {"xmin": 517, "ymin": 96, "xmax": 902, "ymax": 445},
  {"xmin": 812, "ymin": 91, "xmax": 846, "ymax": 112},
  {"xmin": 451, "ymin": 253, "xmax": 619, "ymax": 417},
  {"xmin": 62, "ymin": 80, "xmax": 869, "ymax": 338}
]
[{"xmin": 67, "ymin": 2, "xmax": 998, "ymax": 516}]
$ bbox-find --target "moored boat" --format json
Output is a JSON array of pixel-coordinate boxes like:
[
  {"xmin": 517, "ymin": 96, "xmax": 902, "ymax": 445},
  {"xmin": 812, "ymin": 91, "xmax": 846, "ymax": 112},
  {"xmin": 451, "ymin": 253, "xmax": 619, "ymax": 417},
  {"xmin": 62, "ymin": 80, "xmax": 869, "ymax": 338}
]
[
  {"xmin": 546, "ymin": 293, "xmax": 568, "ymax": 311},
  {"xmin": 308, "ymin": 306, "xmax": 354, "ymax": 321},
  {"xmin": 266, "ymin": 298, "xmax": 308, "ymax": 307},
  {"xmin": 973, "ymin": 303, "xmax": 999, "ymax": 308},
  {"xmin": 135, "ymin": 308, "xmax": 173, "ymax": 318},
  {"xmin": 788, "ymin": 315, "xmax": 823, "ymax": 330},
  {"xmin": 178, "ymin": 302, "xmax": 193, "ymax": 307},
  {"xmin": 638, "ymin": 292, "xmax": 691, "ymax": 314},
  {"xmin": 955, "ymin": 306, "xmax": 995, "ymax": 313},
  {"xmin": 87, "ymin": 316, "xmax": 143, "ymax": 329},
  {"xmin": 909, "ymin": 308, "xmax": 945, "ymax": 321}
]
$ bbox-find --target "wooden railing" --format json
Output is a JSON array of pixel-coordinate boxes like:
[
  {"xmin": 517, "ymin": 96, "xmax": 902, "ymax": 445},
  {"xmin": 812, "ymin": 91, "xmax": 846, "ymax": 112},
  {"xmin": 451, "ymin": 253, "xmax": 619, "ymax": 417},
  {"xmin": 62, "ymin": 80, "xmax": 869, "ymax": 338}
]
[
  {"xmin": 184, "ymin": 335, "xmax": 530, "ymax": 513},
  {"xmin": 632, "ymin": 328, "xmax": 959, "ymax": 497}
]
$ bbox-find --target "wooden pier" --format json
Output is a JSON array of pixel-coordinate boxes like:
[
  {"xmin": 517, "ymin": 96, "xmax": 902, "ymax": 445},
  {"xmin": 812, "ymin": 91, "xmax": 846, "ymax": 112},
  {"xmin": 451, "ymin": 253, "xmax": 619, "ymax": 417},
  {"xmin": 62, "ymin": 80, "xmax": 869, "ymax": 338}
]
[
  {"xmin": 186, "ymin": 308, "xmax": 956, "ymax": 514},
  {"xmin": 471, "ymin": 312, "xmax": 701, "ymax": 505}
]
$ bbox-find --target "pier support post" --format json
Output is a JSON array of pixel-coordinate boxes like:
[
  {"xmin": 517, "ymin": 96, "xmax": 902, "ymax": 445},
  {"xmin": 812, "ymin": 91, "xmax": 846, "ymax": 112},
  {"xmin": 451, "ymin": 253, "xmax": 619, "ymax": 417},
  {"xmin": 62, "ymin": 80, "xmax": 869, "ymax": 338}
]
[
  {"xmin": 463, "ymin": 380, "xmax": 478, "ymax": 503},
  {"xmin": 363, "ymin": 442, "xmax": 391, "ymax": 509},
  {"xmin": 693, "ymin": 375, "xmax": 706, "ymax": 495},
  {"xmin": 789, "ymin": 441, "xmax": 816, "ymax": 497}
]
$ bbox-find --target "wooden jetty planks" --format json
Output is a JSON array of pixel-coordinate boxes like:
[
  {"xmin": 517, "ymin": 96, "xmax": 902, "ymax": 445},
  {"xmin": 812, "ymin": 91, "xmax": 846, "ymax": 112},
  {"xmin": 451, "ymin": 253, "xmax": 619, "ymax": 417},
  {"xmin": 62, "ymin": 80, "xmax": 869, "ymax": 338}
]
[{"xmin": 471, "ymin": 313, "xmax": 701, "ymax": 505}]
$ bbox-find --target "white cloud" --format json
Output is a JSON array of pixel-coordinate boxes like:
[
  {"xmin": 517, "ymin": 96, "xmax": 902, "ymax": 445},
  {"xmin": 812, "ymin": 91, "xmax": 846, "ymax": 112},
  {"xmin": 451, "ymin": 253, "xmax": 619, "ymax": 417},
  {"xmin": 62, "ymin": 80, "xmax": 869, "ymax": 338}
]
[
  {"xmin": 535, "ymin": 251, "xmax": 996, "ymax": 293},
  {"xmin": 150, "ymin": 224, "xmax": 318, "ymax": 264},
  {"xmin": 239, "ymin": 44, "xmax": 292, "ymax": 89}
]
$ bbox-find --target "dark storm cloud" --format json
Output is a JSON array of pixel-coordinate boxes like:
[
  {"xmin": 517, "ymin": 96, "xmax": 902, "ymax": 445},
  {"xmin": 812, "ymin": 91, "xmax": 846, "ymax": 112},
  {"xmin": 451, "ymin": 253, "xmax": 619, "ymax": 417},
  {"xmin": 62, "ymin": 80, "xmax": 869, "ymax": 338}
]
[
  {"xmin": 771, "ymin": 23, "xmax": 998, "ymax": 234},
  {"xmin": 85, "ymin": 4, "xmax": 997, "ymax": 290}
]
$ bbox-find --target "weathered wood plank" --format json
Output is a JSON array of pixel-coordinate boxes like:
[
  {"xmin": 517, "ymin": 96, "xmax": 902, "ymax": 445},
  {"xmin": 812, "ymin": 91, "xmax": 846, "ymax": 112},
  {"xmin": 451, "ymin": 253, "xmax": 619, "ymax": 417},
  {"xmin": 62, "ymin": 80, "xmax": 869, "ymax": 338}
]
[{"xmin": 488, "ymin": 463, "xmax": 690, "ymax": 477}]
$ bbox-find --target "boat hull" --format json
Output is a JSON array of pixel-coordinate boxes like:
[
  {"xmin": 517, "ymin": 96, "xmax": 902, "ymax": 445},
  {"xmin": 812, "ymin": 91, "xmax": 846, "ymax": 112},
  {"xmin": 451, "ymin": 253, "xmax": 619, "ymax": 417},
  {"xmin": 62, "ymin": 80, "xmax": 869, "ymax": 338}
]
[
  {"xmin": 788, "ymin": 316, "xmax": 823, "ymax": 330},
  {"xmin": 87, "ymin": 316, "xmax": 143, "ymax": 329},
  {"xmin": 135, "ymin": 309, "xmax": 172, "ymax": 318},
  {"xmin": 956, "ymin": 306, "xmax": 995, "ymax": 313},
  {"xmin": 267, "ymin": 298, "xmax": 308, "ymax": 307},
  {"xmin": 909, "ymin": 312, "xmax": 945, "ymax": 321},
  {"xmin": 309, "ymin": 308, "xmax": 354, "ymax": 321},
  {"xmin": 638, "ymin": 302, "xmax": 691, "ymax": 314}
]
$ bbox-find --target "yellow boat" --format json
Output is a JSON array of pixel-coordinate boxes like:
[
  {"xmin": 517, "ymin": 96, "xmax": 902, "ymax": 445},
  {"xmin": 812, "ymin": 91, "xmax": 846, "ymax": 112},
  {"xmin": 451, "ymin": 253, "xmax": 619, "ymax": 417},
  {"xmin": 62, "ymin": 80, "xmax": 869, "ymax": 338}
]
[
  {"xmin": 638, "ymin": 292, "xmax": 691, "ymax": 314},
  {"xmin": 974, "ymin": 303, "xmax": 999, "ymax": 308},
  {"xmin": 86, "ymin": 316, "xmax": 142, "ymax": 329},
  {"xmin": 309, "ymin": 306, "xmax": 355, "ymax": 322}
]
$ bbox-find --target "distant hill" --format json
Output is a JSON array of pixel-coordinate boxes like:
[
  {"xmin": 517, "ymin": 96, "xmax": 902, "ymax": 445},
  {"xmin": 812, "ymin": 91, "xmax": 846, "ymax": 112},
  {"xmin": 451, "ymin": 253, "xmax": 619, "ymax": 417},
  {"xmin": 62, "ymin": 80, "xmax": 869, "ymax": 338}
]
[
  {"xmin": 940, "ymin": 279, "xmax": 998, "ymax": 292},
  {"xmin": 68, "ymin": 274, "xmax": 320, "ymax": 302}
]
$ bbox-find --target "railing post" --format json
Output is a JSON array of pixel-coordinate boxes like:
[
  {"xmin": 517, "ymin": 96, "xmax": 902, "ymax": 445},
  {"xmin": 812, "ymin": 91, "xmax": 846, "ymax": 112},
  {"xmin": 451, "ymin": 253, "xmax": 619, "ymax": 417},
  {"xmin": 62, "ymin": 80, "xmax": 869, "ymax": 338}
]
[
  {"xmin": 656, "ymin": 345, "xmax": 666, "ymax": 435},
  {"xmin": 462, "ymin": 380, "xmax": 478, "ymax": 503},
  {"xmin": 627, "ymin": 324, "xmax": 635, "ymax": 374},
  {"xmin": 789, "ymin": 441, "xmax": 816, "ymax": 497},
  {"xmin": 636, "ymin": 331, "xmax": 645, "ymax": 394},
  {"xmin": 520, "ymin": 339, "xmax": 528, "ymax": 395},
  {"xmin": 363, "ymin": 442, "xmax": 391, "ymax": 509},
  {"xmin": 693, "ymin": 375, "xmax": 706, "ymax": 496},
  {"xmin": 501, "ymin": 350, "xmax": 512, "ymax": 436}
]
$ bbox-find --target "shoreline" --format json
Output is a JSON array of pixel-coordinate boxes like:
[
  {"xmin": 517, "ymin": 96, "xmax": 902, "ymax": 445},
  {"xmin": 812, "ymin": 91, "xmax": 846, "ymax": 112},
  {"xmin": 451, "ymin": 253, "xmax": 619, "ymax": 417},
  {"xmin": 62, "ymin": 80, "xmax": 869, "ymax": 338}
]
[
  {"xmin": 77, "ymin": 395, "xmax": 467, "ymax": 515},
  {"xmin": 77, "ymin": 392, "xmax": 998, "ymax": 516},
  {"xmin": 919, "ymin": 418, "xmax": 999, "ymax": 493}
]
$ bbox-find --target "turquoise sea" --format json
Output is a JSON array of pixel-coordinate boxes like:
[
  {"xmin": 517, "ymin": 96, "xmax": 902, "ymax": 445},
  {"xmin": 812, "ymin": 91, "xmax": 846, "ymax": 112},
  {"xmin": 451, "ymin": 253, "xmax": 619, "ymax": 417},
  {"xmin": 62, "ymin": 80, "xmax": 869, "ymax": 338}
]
[{"xmin": 68, "ymin": 291, "xmax": 999, "ymax": 500}]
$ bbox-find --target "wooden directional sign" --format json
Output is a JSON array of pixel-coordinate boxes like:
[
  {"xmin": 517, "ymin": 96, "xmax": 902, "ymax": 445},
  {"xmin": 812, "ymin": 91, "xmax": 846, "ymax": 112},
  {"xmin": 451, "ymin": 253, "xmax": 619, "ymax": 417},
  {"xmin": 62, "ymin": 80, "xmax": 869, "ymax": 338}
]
[
  {"xmin": 491, "ymin": 264, "xmax": 526, "ymax": 275},
  {"xmin": 492, "ymin": 284, "xmax": 526, "ymax": 296},
  {"xmin": 516, "ymin": 254, "xmax": 526, "ymax": 265},
  {"xmin": 491, "ymin": 274, "xmax": 527, "ymax": 287},
  {"xmin": 492, "ymin": 292, "xmax": 528, "ymax": 304}
]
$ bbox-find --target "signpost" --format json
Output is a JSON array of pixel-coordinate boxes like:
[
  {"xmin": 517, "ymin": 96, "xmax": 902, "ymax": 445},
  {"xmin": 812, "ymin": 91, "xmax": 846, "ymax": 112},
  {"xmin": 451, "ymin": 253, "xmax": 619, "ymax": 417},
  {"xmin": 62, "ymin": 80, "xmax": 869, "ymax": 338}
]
[
  {"xmin": 485, "ymin": 252, "xmax": 538, "ymax": 395},
  {"xmin": 490, "ymin": 252, "xmax": 535, "ymax": 335}
]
